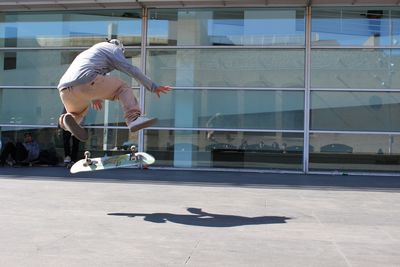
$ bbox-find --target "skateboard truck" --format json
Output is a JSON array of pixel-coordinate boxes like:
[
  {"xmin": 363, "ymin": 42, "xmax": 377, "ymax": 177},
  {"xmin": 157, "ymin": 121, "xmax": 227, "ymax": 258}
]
[
  {"xmin": 83, "ymin": 151, "xmax": 92, "ymax": 167},
  {"xmin": 130, "ymin": 145, "xmax": 147, "ymax": 169},
  {"xmin": 129, "ymin": 145, "xmax": 137, "ymax": 161}
]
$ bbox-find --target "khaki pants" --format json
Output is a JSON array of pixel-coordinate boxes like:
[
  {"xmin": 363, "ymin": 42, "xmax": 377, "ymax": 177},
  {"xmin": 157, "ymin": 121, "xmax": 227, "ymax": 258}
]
[{"xmin": 60, "ymin": 75, "xmax": 141, "ymax": 126}]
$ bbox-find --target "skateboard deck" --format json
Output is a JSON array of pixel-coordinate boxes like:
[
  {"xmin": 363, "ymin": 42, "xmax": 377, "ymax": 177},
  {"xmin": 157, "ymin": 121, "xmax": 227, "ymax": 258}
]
[{"xmin": 70, "ymin": 151, "xmax": 155, "ymax": 174}]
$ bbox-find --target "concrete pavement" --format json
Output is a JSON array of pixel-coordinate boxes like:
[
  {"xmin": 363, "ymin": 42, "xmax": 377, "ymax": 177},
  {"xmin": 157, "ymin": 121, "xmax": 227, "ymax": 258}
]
[{"xmin": 0, "ymin": 167, "xmax": 399, "ymax": 267}]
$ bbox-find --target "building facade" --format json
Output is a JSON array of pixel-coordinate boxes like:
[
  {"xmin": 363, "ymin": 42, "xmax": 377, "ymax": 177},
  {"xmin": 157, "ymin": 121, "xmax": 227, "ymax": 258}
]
[{"xmin": 1, "ymin": 0, "xmax": 400, "ymax": 175}]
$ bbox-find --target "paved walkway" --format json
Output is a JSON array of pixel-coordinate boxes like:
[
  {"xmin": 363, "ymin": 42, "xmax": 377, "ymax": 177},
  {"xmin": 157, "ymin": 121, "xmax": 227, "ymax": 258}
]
[{"xmin": 0, "ymin": 167, "xmax": 399, "ymax": 267}]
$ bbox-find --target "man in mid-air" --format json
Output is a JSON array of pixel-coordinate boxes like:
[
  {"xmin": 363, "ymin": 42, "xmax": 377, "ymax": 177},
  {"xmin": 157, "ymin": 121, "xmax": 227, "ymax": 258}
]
[{"xmin": 58, "ymin": 39, "xmax": 171, "ymax": 141}]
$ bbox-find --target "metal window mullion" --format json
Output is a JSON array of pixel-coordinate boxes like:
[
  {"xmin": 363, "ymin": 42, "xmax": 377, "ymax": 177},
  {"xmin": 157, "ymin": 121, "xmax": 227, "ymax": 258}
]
[
  {"xmin": 303, "ymin": 5, "xmax": 312, "ymax": 174},
  {"xmin": 309, "ymin": 171, "xmax": 400, "ymax": 177},
  {"xmin": 91, "ymin": 126, "xmax": 303, "ymax": 133},
  {"xmin": 0, "ymin": 124, "xmax": 59, "ymax": 128},
  {"xmin": 169, "ymin": 86, "xmax": 305, "ymax": 91},
  {"xmin": 103, "ymin": 127, "xmax": 303, "ymax": 134},
  {"xmin": 389, "ymin": 9, "xmax": 393, "ymax": 46},
  {"xmin": 311, "ymin": 88, "xmax": 400, "ymax": 92},
  {"xmin": 0, "ymin": 86, "xmax": 56, "ymax": 89},
  {"xmin": 312, "ymin": 46, "xmax": 400, "ymax": 49},
  {"xmin": 0, "ymin": 86, "xmax": 140, "ymax": 89},
  {"xmin": 146, "ymin": 45, "xmax": 305, "ymax": 49},
  {"xmin": 151, "ymin": 166, "xmax": 303, "ymax": 175},
  {"xmin": 0, "ymin": 46, "xmax": 141, "ymax": 51},
  {"xmin": 138, "ymin": 7, "xmax": 148, "ymax": 152},
  {"xmin": 310, "ymin": 130, "xmax": 400, "ymax": 136},
  {"xmin": 150, "ymin": 127, "xmax": 303, "ymax": 133},
  {"xmin": 3, "ymin": 125, "xmax": 396, "ymax": 136}
]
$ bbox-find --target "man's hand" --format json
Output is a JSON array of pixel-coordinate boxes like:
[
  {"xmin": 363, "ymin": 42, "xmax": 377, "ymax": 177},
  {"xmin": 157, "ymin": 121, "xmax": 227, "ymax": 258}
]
[
  {"xmin": 155, "ymin": 86, "xmax": 172, "ymax": 98},
  {"xmin": 91, "ymin": 99, "xmax": 103, "ymax": 111}
]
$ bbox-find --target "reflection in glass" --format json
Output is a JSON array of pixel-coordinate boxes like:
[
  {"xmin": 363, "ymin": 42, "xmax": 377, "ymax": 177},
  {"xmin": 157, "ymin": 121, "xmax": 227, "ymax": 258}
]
[
  {"xmin": 0, "ymin": 49, "xmax": 141, "ymax": 87},
  {"xmin": 147, "ymin": 49, "xmax": 304, "ymax": 87},
  {"xmin": 0, "ymin": 88, "xmax": 139, "ymax": 127},
  {"xmin": 311, "ymin": 49, "xmax": 400, "ymax": 89},
  {"xmin": 145, "ymin": 130, "xmax": 303, "ymax": 170},
  {"xmin": 148, "ymin": 8, "xmax": 305, "ymax": 46},
  {"xmin": 0, "ymin": 88, "xmax": 61, "ymax": 125},
  {"xmin": 311, "ymin": 91, "xmax": 400, "ymax": 132},
  {"xmin": 84, "ymin": 128, "xmax": 138, "ymax": 156},
  {"xmin": 109, "ymin": 50, "xmax": 141, "ymax": 86},
  {"xmin": 145, "ymin": 89, "xmax": 304, "ymax": 130},
  {"xmin": 312, "ymin": 8, "xmax": 392, "ymax": 46},
  {"xmin": 0, "ymin": 127, "xmax": 66, "ymax": 161},
  {"xmin": 0, "ymin": 127, "xmax": 140, "ymax": 164},
  {"xmin": 391, "ymin": 10, "xmax": 400, "ymax": 46},
  {"xmin": 309, "ymin": 133, "xmax": 400, "ymax": 173},
  {"xmin": 0, "ymin": 10, "xmax": 142, "ymax": 47}
]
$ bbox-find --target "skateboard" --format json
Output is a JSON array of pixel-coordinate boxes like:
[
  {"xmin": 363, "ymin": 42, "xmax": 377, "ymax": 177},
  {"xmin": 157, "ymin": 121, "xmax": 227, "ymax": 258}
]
[{"xmin": 70, "ymin": 146, "xmax": 155, "ymax": 174}]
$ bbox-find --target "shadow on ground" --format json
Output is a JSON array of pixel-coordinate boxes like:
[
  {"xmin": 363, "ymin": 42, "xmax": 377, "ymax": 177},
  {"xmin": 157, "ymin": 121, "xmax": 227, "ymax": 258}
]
[
  {"xmin": 108, "ymin": 207, "xmax": 291, "ymax": 227},
  {"xmin": 0, "ymin": 166, "xmax": 399, "ymax": 192}
]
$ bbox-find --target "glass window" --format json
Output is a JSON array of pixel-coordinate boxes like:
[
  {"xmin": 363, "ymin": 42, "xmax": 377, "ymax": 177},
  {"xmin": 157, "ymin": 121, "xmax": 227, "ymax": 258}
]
[
  {"xmin": 312, "ymin": 8, "xmax": 393, "ymax": 47},
  {"xmin": 145, "ymin": 129, "xmax": 303, "ymax": 170},
  {"xmin": 147, "ymin": 49, "xmax": 305, "ymax": 88},
  {"xmin": 311, "ymin": 91, "xmax": 400, "ymax": 132},
  {"xmin": 311, "ymin": 49, "xmax": 400, "ymax": 89},
  {"xmin": 0, "ymin": 127, "xmax": 73, "ymax": 161},
  {"xmin": 0, "ymin": 88, "xmax": 62, "ymax": 125},
  {"xmin": 0, "ymin": 49, "xmax": 141, "ymax": 87},
  {"xmin": 148, "ymin": 8, "xmax": 305, "ymax": 46},
  {"xmin": 391, "ymin": 10, "xmax": 400, "ymax": 46},
  {"xmin": 110, "ymin": 50, "xmax": 142, "ymax": 87},
  {"xmin": 0, "ymin": 127, "xmax": 137, "ymax": 164},
  {"xmin": 145, "ymin": 89, "xmax": 304, "ymax": 130},
  {"xmin": 0, "ymin": 88, "xmax": 139, "ymax": 127},
  {"xmin": 309, "ymin": 132, "xmax": 400, "ymax": 173},
  {"xmin": 0, "ymin": 10, "xmax": 142, "ymax": 48},
  {"xmin": 83, "ymin": 128, "xmax": 139, "ymax": 156}
]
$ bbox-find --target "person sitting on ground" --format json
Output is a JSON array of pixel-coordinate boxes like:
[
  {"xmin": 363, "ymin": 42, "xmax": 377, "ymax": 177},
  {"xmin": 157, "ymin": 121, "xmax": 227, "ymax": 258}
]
[{"xmin": 0, "ymin": 132, "xmax": 40, "ymax": 166}]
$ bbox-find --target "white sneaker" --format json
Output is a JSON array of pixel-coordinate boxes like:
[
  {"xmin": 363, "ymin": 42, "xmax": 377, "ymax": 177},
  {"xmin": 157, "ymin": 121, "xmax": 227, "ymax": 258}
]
[
  {"xmin": 64, "ymin": 156, "xmax": 72, "ymax": 163},
  {"xmin": 128, "ymin": 116, "xmax": 157, "ymax": 132}
]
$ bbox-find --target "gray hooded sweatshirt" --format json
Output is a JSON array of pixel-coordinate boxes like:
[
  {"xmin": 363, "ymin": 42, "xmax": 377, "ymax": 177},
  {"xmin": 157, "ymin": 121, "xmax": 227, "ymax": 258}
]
[{"xmin": 58, "ymin": 42, "xmax": 159, "ymax": 92}]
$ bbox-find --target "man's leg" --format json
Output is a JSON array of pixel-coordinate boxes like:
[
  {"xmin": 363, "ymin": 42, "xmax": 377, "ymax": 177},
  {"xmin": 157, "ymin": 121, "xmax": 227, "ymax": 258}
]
[
  {"xmin": 15, "ymin": 142, "xmax": 28, "ymax": 162},
  {"xmin": 87, "ymin": 75, "xmax": 141, "ymax": 123},
  {"xmin": 59, "ymin": 86, "xmax": 91, "ymax": 141},
  {"xmin": 59, "ymin": 88, "xmax": 91, "ymax": 125},
  {"xmin": 87, "ymin": 75, "xmax": 157, "ymax": 131},
  {"xmin": 0, "ymin": 142, "xmax": 15, "ymax": 165}
]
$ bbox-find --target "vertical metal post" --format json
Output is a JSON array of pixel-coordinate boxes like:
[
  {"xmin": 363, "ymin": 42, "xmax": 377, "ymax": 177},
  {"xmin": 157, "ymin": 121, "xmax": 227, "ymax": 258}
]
[
  {"xmin": 103, "ymin": 22, "xmax": 119, "ymax": 152},
  {"xmin": 303, "ymin": 5, "xmax": 312, "ymax": 173},
  {"xmin": 103, "ymin": 100, "xmax": 109, "ymax": 151},
  {"xmin": 138, "ymin": 7, "xmax": 148, "ymax": 152}
]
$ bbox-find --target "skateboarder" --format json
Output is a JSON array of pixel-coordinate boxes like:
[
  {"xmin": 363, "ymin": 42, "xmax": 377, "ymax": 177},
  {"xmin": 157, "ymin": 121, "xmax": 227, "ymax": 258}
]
[{"xmin": 58, "ymin": 39, "xmax": 171, "ymax": 141}]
